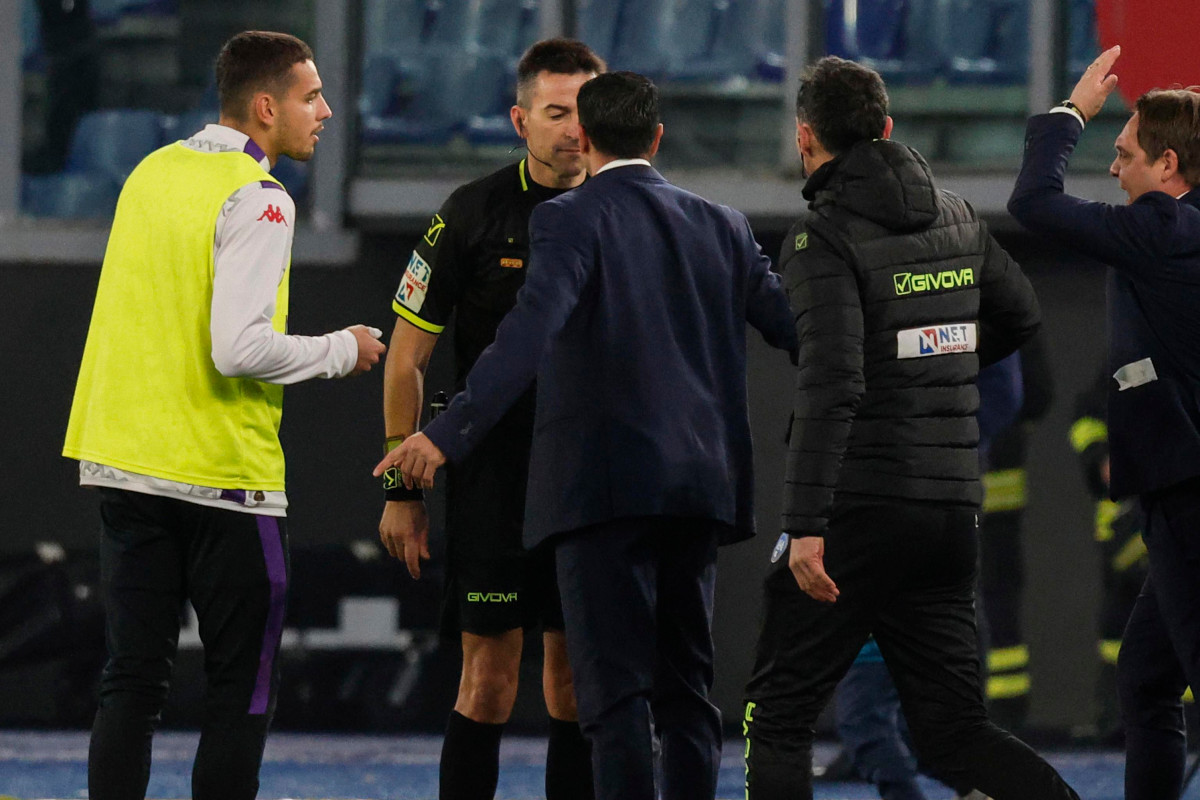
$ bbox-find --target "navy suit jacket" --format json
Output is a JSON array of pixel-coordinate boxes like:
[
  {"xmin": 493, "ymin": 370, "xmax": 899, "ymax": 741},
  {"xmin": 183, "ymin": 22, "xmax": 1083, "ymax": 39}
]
[
  {"xmin": 422, "ymin": 164, "xmax": 797, "ymax": 547},
  {"xmin": 1009, "ymin": 112, "xmax": 1200, "ymax": 497}
]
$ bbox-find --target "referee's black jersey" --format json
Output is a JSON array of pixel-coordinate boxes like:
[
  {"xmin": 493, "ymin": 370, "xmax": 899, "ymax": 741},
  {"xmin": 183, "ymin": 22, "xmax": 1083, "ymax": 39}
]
[{"xmin": 392, "ymin": 158, "xmax": 570, "ymax": 427}]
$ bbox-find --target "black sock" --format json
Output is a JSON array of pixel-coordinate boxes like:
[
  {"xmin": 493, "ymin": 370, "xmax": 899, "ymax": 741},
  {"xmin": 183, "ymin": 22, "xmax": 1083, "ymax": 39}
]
[
  {"xmin": 439, "ymin": 710, "xmax": 504, "ymax": 800},
  {"xmin": 546, "ymin": 716, "xmax": 594, "ymax": 800}
]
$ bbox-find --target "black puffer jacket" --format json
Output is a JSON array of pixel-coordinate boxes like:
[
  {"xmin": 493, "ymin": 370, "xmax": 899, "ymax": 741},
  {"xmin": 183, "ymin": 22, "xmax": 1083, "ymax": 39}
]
[{"xmin": 781, "ymin": 139, "xmax": 1040, "ymax": 536}]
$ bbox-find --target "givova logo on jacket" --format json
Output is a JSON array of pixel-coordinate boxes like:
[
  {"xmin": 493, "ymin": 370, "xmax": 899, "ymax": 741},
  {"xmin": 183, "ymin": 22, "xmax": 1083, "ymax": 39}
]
[
  {"xmin": 893, "ymin": 268, "xmax": 974, "ymax": 295},
  {"xmin": 896, "ymin": 323, "xmax": 977, "ymax": 359}
]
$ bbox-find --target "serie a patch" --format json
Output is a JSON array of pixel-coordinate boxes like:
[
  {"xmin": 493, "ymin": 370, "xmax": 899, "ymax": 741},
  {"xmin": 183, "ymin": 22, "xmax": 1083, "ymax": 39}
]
[
  {"xmin": 896, "ymin": 322, "xmax": 977, "ymax": 359},
  {"xmin": 395, "ymin": 251, "xmax": 432, "ymax": 312}
]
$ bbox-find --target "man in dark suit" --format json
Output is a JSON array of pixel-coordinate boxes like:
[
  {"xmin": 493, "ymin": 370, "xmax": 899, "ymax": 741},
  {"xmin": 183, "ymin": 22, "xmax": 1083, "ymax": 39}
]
[
  {"xmin": 376, "ymin": 70, "xmax": 797, "ymax": 800},
  {"xmin": 1009, "ymin": 46, "xmax": 1200, "ymax": 800}
]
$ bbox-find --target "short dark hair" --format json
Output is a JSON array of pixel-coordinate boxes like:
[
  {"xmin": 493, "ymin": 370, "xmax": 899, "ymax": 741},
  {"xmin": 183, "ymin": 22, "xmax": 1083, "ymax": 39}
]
[
  {"xmin": 578, "ymin": 71, "xmax": 659, "ymax": 159},
  {"xmin": 217, "ymin": 31, "xmax": 314, "ymax": 121},
  {"xmin": 1136, "ymin": 88, "xmax": 1200, "ymax": 185},
  {"xmin": 516, "ymin": 38, "xmax": 606, "ymax": 107},
  {"xmin": 796, "ymin": 56, "xmax": 889, "ymax": 155}
]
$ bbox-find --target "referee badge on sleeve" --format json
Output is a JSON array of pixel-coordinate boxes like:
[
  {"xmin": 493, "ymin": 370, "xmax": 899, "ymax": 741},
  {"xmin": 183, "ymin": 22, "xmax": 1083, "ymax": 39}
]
[
  {"xmin": 771, "ymin": 533, "xmax": 790, "ymax": 563},
  {"xmin": 395, "ymin": 251, "xmax": 432, "ymax": 313}
]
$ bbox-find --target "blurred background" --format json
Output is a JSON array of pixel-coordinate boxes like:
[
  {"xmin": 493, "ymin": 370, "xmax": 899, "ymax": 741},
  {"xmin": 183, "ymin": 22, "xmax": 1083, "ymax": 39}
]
[{"xmin": 0, "ymin": 0, "xmax": 1150, "ymax": 743}]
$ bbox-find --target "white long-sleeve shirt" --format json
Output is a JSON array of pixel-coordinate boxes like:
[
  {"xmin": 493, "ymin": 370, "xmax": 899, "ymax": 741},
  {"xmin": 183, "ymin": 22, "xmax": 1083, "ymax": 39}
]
[{"xmin": 79, "ymin": 125, "xmax": 358, "ymax": 515}]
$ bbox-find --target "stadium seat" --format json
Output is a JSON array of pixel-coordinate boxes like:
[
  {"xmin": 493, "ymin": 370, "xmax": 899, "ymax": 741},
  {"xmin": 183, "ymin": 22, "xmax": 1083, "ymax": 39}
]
[
  {"xmin": 360, "ymin": 50, "xmax": 510, "ymax": 145},
  {"xmin": 666, "ymin": 0, "xmax": 762, "ymax": 82},
  {"xmin": 67, "ymin": 110, "xmax": 164, "ymax": 183},
  {"xmin": 361, "ymin": 0, "xmax": 427, "ymax": 60},
  {"xmin": 577, "ymin": 0, "xmax": 673, "ymax": 76},
  {"xmin": 161, "ymin": 109, "xmax": 217, "ymax": 143},
  {"xmin": 21, "ymin": 0, "xmax": 42, "ymax": 71},
  {"xmin": 1067, "ymin": 0, "xmax": 1099, "ymax": 79},
  {"xmin": 22, "ymin": 173, "xmax": 120, "ymax": 219},
  {"xmin": 272, "ymin": 157, "xmax": 310, "ymax": 204},
  {"xmin": 943, "ymin": 0, "xmax": 1028, "ymax": 84},
  {"xmin": 824, "ymin": 0, "xmax": 941, "ymax": 84}
]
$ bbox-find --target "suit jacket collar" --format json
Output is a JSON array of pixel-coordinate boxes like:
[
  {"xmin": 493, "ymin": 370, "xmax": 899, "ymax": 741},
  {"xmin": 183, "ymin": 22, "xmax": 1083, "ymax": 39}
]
[{"xmin": 588, "ymin": 164, "xmax": 664, "ymax": 183}]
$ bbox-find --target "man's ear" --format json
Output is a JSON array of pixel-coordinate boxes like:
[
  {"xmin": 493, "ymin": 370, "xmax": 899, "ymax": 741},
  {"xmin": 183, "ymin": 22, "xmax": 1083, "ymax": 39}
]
[
  {"xmin": 797, "ymin": 121, "xmax": 815, "ymax": 158},
  {"xmin": 509, "ymin": 105, "xmax": 526, "ymax": 139},
  {"xmin": 881, "ymin": 115, "xmax": 894, "ymax": 140},
  {"xmin": 1160, "ymin": 148, "xmax": 1180, "ymax": 184},
  {"xmin": 645, "ymin": 123, "xmax": 664, "ymax": 158},
  {"xmin": 579, "ymin": 126, "xmax": 592, "ymax": 155},
  {"xmin": 252, "ymin": 92, "xmax": 275, "ymax": 128}
]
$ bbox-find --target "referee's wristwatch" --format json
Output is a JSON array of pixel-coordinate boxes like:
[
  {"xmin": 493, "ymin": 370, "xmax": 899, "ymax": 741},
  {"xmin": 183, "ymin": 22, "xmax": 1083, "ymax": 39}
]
[{"xmin": 383, "ymin": 434, "xmax": 424, "ymax": 501}]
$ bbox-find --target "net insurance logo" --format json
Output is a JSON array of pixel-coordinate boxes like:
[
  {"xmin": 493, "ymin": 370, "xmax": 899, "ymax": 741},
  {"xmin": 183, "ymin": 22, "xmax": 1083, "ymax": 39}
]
[{"xmin": 918, "ymin": 325, "xmax": 972, "ymax": 355}]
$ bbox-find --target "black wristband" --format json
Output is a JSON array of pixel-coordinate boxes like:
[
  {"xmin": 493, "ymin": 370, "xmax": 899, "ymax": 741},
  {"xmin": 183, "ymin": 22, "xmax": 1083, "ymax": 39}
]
[
  {"xmin": 382, "ymin": 434, "xmax": 423, "ymax": 501},
  {"xmin": 1060, "ymin": 99, "xmax": 1087, "ymax": 123},
  {"xmin": 385, "ymin": 480, "xmax": 424, "ymax": 502}
]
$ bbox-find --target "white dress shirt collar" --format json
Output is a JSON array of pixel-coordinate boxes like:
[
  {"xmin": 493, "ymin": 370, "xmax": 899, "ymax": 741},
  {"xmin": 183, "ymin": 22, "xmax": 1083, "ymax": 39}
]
[{"xmin": 594, "ymin": 158, "xmax": 652, "ymax": 175}]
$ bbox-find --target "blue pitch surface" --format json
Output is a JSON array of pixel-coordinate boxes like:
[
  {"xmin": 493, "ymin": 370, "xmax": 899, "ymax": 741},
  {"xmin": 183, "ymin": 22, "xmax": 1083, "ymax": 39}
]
[{"xmin": 0, "ymin": 730, "xmax": 1184, "ymax": 799}]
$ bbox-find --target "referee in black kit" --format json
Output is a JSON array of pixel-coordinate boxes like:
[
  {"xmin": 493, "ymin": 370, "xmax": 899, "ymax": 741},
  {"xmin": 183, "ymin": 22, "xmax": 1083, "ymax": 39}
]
[
  {"xmin": 741, "ymin": 57, "xmax": 1080, "ymax": 800},
  {"xmin": 377, "ymin": 39, "xmax": 604, "ymax": 800}
]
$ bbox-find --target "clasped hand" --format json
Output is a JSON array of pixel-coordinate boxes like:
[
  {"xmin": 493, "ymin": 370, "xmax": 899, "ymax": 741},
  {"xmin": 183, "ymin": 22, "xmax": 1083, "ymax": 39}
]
[{"xmin": 373, "ymin": 432, "xmax": 446, "ymax": 490}]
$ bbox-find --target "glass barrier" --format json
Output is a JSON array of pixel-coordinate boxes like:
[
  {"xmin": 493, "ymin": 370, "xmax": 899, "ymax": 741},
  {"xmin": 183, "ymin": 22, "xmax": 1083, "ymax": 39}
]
[{"xmin": 19, "ymin": 0, "xmax": 315, "ymax": 221}]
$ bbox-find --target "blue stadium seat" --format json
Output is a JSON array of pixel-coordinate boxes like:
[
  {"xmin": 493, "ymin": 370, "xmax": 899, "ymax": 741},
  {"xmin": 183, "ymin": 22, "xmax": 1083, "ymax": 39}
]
[
  {"xmin": 22, "ymin": 0, "xmax": 42, "ymax": 71},
  {"xmin": 161, "ymin": 109, "xmax": 217, "ymax": 143},
  {"xmin": 824, "ymin": 0, "xmax": 941, "ymax": 84},
  {"xmin": 22, "ymin": 173, "xmax": 120, "ymax": 219},
  {"xmin": 1067, "ymin": 0, "xmax": 1099, "ymax": 79},
  {"xmin": 577, "ymin": 0, "xmax": 673, "ymax": 76},
  {"xmin": 666, "ymin": 0, "xmax": 772, "ymax": 82},
  {"xmin": 476, "ymin": 0, "xmax": 540, "ymax": 58},
  {"xmin": 272, "ymin": 157, "xmax": 309, "ymax": 204},
  {"xmin": 90, "ymin": 0, "xmax": 176, "ymax": 24},
  {"xmin": 67, "ymin": 110, "xmax": 164, "ymax": 183},
  {"xmin": 943, "ymin": 0, "xmax": 1028, "ymax": 84},
  {"xmin": 361, "ymin": 0, "xmax": 428, "ymax": 60},
  {"xmin": 360, "ymin": 50, "xmax": 510, "ymax": 145}
]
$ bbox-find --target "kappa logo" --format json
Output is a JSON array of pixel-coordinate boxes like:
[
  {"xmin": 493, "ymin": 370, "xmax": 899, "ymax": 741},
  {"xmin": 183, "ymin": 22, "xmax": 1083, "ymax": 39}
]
[
  {"xmin": 467, "ymin": 592, "xmax": 519, "ymax": 603},
  {"xmin": 423, "ymin": 213, "xmax": 446, "ymax": 247},
  {"xmin": 256, "ymin": 204, "xmax": 288, "ymax": 225},
  {"xmin": 893, "ymin": 268, "xmax": 974, "ymax": 296},
  {"xmin": 395, "ymin": 251, "xmax": 432, "ymax": 312}
]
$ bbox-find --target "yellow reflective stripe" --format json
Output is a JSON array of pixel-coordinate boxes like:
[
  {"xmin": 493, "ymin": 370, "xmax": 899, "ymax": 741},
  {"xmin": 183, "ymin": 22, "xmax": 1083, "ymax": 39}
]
[
  {"xmin": 392, "ymin": 302, "xmax": 445, "ymax": 334},
  {"xmin": 1185, "ymin": 687, "xmax": 1195, "ymax": 703},
  {"xmin": 987, "ymin": 673, "xmax": 1031, "ymax": 699},
  {"xmin": 988, "ymin": 644, "xmax": 1030, "ymax": 673},
  {"xmin": 519, "ymin": 158, "xmax": 529, "ymax": 192},
  {"xmin": 1095, "ymin": 499, "xmax": 1122, "ymax": 542},
  {"xmin": 1099, "ymin": 639, "xmax": 1121, "ymax": 665},
  {"xmin": 1112, "ymin": 533, "xmax": 1148, "ymax": 572},
  {"xmin": 982, "ymin": 468, "xmax": 1027, "ymax": 513},
  {"xmin": 1070, "ymin": 417, "xmax": 1108, "ymax": 453}
]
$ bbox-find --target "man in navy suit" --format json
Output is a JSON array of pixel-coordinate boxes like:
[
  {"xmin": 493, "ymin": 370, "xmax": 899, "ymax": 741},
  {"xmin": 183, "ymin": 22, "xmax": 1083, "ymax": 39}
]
[
  {"xmin": 376, "ymin": 71, "xmax": 797, "ymax": 800},
  {"xmin": 1009, "ymin": 46, "xmax": 1200, "ymax": 800}
]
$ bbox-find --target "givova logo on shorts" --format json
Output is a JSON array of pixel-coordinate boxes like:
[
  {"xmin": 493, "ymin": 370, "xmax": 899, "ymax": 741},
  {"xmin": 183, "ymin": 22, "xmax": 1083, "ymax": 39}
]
[
  {"xmin": 893, "ymin": 268, "xmax": 974, "ymax": 295},
  {"xmin": 467, "ymin": 592, "xmax": 519, "ymax": 603}
]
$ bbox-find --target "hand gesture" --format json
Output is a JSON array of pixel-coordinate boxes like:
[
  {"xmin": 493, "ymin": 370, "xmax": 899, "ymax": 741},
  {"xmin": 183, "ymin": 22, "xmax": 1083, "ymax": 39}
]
[
  {"xmin": 1068, "ymin": 45, "xmax": 1121, "ymax": 122},
  {"xmin": 347, "ymin": 325, "xmax": 387, "ymax": 376},
  {"xmin": 373, "ymin": 432, "xmax": 446, "ymax": 490},
  {"xmin": 789, "ymin": 535, "xmax": 839, "ymax": 603},
  {"xmin": 379, "ymin": 499, "xmax": 431, "ymax": 578}
]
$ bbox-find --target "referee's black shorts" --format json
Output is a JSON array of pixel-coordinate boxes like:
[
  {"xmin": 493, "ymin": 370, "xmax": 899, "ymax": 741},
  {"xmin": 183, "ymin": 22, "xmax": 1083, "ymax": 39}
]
[{"xmin": 440, "ymin": 422, "xmax": 565, "ymax": 638}]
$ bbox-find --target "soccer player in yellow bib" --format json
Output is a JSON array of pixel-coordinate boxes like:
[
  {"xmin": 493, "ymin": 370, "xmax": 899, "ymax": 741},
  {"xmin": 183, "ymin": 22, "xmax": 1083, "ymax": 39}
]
[{"xmin": 63, "ymin": 31, "xmax": 385, "ymax": 800}]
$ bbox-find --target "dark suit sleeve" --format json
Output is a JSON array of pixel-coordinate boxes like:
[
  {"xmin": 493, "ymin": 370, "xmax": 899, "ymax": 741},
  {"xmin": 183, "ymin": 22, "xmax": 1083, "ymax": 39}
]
[
  {"xmin": 1007, "ymin": 113, "xmax": 1175, "ymax": 276},
  {"xmin": 976, "ymin": 231, "xmax": 1041, "ymax": 366},
  {"xmin": 421, "ymin": 200, "xmax": 594, "ymax": 463},
  {"xmin": 739, "ymin": 214, "xmax": 799, "ymax": 360},
  {"xmin": 780, "ymin": 229, "xmax": 865, "ymax": 537}
]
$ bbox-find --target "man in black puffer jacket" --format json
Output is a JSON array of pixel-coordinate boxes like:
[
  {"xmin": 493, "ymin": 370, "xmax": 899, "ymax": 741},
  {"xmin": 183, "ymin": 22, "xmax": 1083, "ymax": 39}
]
[{"xmin": 742, "ymin": 57, "xmax": 1080, "ymax": 800}]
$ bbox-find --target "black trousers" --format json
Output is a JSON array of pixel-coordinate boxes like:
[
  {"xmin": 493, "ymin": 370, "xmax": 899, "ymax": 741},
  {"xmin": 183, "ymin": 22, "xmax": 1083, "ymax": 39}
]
[
  {"xmin": 89, "ymin": 488, "xmax": 289, "ymax": 800},
  {"xmin": 1119, "ymin": 479, "xmax": 1200, "ymax": 800},
  {"xmin": 556, "ymin": 516, "xmax": 722, "ymax": 800},
  {"xmin": 743, "ymin": 498, "xmax": 1078, "ymax": 800}
]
